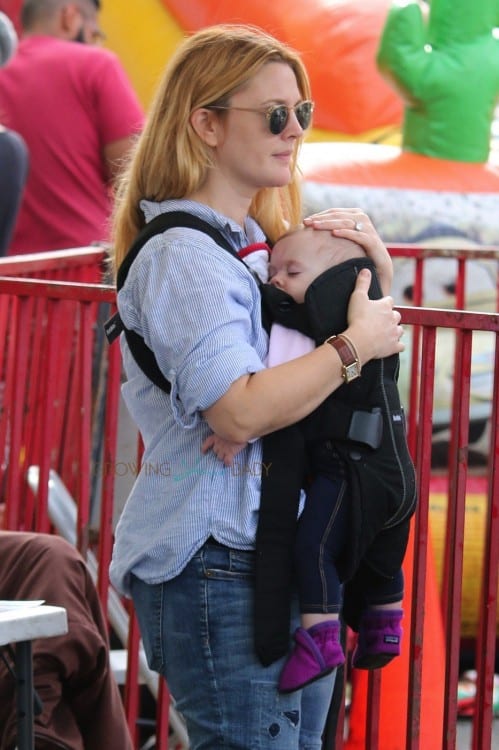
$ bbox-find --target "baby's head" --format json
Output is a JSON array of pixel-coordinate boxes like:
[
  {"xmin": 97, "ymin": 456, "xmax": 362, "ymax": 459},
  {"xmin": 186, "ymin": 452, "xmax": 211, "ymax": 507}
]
[{"xmin": 269, "ymin": 225, "xmax": 365, "ymax": 303}]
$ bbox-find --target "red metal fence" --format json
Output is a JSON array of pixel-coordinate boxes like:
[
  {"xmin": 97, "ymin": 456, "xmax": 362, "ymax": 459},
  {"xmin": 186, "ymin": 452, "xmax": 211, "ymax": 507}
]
[{"xmin": 0, "ymin": 246, "xmax": 497, "ymax": 750}]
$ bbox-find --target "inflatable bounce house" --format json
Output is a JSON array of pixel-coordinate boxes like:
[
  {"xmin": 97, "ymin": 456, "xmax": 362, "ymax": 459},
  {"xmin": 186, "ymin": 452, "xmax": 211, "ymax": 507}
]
[{"xmin": 299, "ymin": 0, "xmax": 499, "ymax": 280}]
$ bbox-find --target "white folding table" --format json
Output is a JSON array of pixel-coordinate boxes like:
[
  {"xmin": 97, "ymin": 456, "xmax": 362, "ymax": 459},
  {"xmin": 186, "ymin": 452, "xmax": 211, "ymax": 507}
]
[{"xmin": 0, "ymin": 602, "xmax": 68, "ymax": 750}]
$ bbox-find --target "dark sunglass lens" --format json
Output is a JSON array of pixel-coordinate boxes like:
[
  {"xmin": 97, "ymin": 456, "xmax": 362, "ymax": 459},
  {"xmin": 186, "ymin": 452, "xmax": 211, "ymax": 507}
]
[
  {"xmin": 296, "ymin": 102, "xmax": 312, "ymax": 130},
  {"xmin": 269, "ymin": 106, "xmax": 289, "ymax": 134}
]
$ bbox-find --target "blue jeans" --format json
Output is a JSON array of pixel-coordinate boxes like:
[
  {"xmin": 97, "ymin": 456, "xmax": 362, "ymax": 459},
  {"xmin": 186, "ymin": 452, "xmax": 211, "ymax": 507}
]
[{"xmin": 131, "ymin": 540, "xmax": 336, "ymax": 749}]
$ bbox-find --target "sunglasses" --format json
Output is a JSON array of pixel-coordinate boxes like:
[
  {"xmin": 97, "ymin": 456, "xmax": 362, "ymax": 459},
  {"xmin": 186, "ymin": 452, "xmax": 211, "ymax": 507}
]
[{"xmin": 208, "ymin": 100, "xmax": 314, "ymax": 135}]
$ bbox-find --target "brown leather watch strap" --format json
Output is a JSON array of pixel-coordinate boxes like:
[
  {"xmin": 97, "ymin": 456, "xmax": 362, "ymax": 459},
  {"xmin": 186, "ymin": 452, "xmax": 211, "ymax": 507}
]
[{"xmin": 325, "ymin": 334, "xmax": 361, "ymax": 383}]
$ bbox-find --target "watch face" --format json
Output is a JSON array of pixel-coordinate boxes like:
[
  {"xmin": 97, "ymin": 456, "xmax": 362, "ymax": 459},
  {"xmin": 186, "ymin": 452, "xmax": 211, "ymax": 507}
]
[{"xmin": 344, "ymin": 360, "xmax": 361, "ymax": 382}]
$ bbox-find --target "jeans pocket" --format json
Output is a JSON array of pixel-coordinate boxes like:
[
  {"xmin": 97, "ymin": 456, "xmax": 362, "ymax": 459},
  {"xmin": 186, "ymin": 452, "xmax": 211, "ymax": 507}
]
[{"xmin": 201, "ymin": 546, "xmax": 255, "ymax": 580}]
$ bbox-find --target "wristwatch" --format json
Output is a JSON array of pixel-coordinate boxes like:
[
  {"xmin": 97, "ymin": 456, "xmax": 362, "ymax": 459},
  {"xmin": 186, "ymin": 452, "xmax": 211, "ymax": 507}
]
[{"xmin": 325, "ymin": 334, "xmax": 361, "ymax": 384}]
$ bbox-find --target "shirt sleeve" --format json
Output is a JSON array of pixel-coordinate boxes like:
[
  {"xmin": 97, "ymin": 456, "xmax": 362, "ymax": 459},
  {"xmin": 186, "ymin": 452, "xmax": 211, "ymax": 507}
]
[
  {"xmin": 90, "ymin": 50, "xmax": 144, "ymax": 146},
  {"xmin": 118, "ymin": 233, "xmax": 266, "ymax": 426}
]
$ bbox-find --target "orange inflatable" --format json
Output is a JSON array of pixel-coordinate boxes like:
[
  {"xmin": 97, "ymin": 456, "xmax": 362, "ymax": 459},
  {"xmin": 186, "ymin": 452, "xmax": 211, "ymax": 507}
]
[
  {"xmin": 162, "ymin": 0, "xmax": 402, "ymax": 138},
  {"xmin": 300, "ymin": 142, "xmax": 499, "ymax": 191}
]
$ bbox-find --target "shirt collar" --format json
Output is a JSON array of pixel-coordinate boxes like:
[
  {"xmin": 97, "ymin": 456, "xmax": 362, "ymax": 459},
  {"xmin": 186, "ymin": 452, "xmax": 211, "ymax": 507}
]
[{"xmin": 139, "ymin": 198, "xmax": 266, "ymax": 246}]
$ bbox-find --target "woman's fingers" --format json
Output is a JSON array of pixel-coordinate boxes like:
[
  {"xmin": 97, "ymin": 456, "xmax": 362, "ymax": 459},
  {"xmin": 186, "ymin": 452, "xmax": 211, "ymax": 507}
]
[
  {"xmin": 304, "ymin": 208, "xmax": 394, "ymax": 295},
  {"xmin": 354, "ymin": 266, "xmax": 372, "ymax": 289},
  {"xmin": 303, "ymin": 207, "xmax": 369, "ymax": 231},
  {"xmin": 347, "ymin": 272, "xmax": 405, "ymax": 359},
  {"xmin": 303, "ymin": 209, "xmax": 380, "ymax": 248}
]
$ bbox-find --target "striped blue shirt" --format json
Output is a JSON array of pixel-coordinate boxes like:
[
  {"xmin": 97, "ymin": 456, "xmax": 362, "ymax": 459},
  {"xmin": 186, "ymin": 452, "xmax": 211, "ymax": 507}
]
[{"xmin": 110, "ymin": 199, "xmax": 273, "ymax": 596}]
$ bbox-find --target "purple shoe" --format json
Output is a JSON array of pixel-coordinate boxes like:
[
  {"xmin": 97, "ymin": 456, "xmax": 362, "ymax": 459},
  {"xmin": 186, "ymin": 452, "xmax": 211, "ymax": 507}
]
[
  {"xmin": 352, "ymin": 609, "xmax": 403, "ymax": 670},
  {"xmin": 278, "ymin": 621, "xmax": 345, "ymax": 693}
]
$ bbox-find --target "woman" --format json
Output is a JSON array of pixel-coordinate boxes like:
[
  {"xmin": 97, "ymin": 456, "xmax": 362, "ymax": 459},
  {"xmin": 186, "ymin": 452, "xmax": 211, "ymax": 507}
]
[{"xmin": 110, "ymin": 24, "xmax": 404, "ymax": 750}]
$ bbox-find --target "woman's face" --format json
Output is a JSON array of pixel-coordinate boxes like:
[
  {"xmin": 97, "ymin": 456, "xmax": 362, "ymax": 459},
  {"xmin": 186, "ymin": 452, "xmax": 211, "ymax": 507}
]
[{"xmin": 211, "ymin": 62, "xmax": 306, "ymax": 196}]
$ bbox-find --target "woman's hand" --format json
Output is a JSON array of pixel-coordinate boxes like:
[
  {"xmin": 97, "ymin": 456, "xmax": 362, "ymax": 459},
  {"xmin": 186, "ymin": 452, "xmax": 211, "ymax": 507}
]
[
  {"xmin": 345, "ymin": 268, "xmax": 404, "ymax": 364},
  {"xmin": 303, "ymin": 207, "xmax": 393, "ymax": 295}
]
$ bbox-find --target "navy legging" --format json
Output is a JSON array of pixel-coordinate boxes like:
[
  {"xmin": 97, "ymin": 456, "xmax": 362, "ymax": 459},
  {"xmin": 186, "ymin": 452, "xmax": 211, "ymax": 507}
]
[{"xmin": 294, "ymin": 469, "xmax": 404, "ymax": 616}]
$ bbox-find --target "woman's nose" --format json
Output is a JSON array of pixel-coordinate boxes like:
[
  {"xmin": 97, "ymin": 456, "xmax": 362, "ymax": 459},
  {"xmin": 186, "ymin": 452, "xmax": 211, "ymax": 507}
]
[{"xmin": 284, "ymin": 109, "xmax": 305, "ymax": 137}]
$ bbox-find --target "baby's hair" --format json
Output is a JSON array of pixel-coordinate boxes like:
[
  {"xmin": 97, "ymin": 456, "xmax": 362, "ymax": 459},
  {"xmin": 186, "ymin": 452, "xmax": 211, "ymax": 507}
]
[{"xmin": 274, "ymin": 224, "xmax": 366, "ymax": 259}]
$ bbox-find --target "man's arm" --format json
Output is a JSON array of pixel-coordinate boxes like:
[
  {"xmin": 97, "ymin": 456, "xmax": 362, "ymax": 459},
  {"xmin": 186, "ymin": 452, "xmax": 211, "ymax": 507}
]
[{"xmin": 103, "ymin": 135, "xmax": 137, "ymax": 183}]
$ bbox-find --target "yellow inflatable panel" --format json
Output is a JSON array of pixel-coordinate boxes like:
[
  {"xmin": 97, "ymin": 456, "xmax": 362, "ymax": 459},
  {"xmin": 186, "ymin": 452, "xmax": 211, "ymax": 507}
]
[
  {"xmin": 429, "ymin": 483, "xmax": 499, "ymax": 638},
  {"xmin": 100, "ymin": 0, "xmax": 184, "ymax": 110}
]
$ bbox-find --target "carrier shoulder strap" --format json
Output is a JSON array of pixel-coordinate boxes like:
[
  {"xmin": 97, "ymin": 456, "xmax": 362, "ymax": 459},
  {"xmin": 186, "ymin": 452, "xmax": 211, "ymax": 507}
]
[{"xmin": 104, "ymin": 211, "xmax": 248, "ymax": 394}]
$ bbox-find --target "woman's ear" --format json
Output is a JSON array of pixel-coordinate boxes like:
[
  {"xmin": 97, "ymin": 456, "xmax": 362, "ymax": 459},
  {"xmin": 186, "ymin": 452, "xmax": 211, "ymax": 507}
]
[{"xmin": 190, "ymin": 108, "xmax": 222, "ymax": 148}]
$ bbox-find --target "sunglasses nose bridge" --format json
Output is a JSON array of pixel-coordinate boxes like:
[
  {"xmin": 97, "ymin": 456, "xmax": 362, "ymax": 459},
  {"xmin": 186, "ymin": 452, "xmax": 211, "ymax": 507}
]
[{"xmin": 285, "ymin": 105, "xmax": 308, "ymax": 135}]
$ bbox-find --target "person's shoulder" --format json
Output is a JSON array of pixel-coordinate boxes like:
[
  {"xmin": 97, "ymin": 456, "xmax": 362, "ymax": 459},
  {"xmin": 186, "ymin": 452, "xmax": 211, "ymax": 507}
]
[
  {"xmin": 124, "ymin": 227, "xmax": 252, "ymax": 303},
  {"xmin": 65, "ymin": 39, "xmax": 121, "ymax": 67},
  {"xmin": 14, "ymin": 35, "xmax": 118, "ymax": 66},
  {"xmin": 31, "ymin": 36, "xmax": 121, "ymax": 70}
]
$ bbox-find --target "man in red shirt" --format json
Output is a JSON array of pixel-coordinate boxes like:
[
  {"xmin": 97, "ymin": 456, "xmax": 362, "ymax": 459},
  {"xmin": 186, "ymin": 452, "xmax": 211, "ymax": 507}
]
[{"xmin": 0, "ymin": 0, "xmax": 144, "ymax": 255}]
